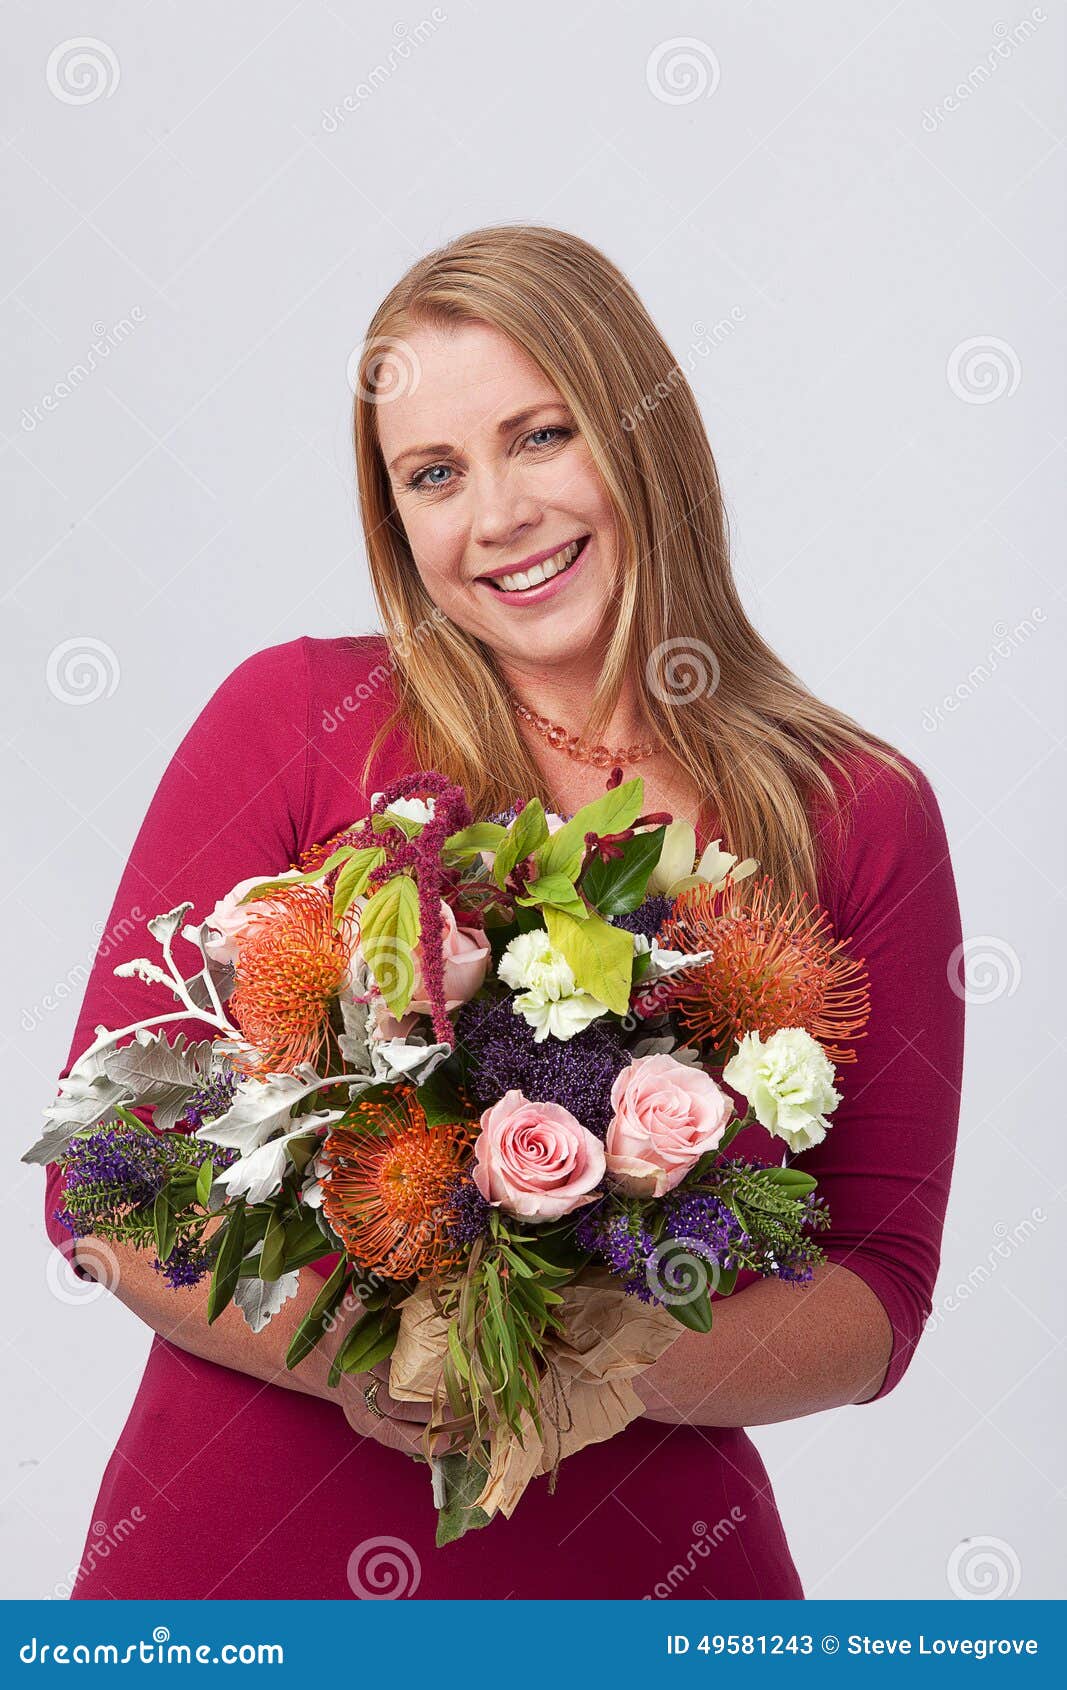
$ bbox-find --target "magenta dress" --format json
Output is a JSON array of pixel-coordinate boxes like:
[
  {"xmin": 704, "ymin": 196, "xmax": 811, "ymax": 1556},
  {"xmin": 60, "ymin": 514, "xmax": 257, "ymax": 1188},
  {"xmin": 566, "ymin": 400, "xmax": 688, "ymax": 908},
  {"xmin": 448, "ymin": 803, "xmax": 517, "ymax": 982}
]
[{"xmin": 43, "ymin": 636, "xmax": 964, "ymax": 1600}]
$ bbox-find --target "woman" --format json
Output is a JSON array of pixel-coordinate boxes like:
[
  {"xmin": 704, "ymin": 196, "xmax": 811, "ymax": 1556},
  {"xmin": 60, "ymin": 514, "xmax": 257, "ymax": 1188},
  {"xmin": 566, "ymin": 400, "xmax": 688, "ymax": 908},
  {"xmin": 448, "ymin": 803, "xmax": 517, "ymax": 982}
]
[{"xmin": 44, "ymin": 225, "xmax": 964, "ymax": 1600}]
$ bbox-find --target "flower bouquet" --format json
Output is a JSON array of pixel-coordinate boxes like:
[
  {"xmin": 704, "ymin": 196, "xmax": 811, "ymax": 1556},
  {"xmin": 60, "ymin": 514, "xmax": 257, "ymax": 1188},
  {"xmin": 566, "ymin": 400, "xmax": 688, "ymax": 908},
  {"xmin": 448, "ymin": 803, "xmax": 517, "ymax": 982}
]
[{"xmin": 26, "ymin": 773, "xmax": 869, "ymax": 1544}]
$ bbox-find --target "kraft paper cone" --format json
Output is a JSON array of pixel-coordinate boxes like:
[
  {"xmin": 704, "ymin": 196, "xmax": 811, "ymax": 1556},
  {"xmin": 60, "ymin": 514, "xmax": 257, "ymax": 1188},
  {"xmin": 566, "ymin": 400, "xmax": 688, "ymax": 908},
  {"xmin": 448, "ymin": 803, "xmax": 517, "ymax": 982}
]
[{"xmin": 389, "ymin": 1268, "xmax": 681, "ymax": 1521}]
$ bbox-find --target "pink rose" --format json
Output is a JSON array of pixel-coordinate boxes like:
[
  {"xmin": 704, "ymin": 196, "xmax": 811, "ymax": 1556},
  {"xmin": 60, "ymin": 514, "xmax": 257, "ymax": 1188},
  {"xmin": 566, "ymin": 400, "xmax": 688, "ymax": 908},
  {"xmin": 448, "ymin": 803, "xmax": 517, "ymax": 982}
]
[
  {"xmin": 203, "ymin": 870, "xmax": 302, "ymax": 966},
  {"xmin": 605, "ymin": 1053, "xmax": 733, "ymax": 1197},
  {"xmin": 407, "ymin": 901, "xmax": 490, "ymax": 1014},
  {"xmin": 472, "ymin": 1089, "xmax": 606, "ymax": 1221}
]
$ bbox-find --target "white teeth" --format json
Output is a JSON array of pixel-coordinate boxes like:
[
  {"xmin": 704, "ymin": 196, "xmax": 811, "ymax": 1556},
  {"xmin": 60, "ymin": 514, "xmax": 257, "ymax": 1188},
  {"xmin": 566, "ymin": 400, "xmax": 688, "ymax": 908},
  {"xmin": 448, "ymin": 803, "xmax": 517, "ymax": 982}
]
[{"xmin": 494, "ymin": 538, "xmax": 582, "ymax": 594}]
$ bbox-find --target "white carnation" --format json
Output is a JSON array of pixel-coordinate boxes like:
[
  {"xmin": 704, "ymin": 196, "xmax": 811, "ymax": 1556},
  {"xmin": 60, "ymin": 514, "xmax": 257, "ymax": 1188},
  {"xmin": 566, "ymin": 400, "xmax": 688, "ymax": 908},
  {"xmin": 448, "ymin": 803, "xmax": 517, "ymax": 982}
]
[{"xmin": 723, "ymin": 1027, "xmax": 841, "ymax": 1154}]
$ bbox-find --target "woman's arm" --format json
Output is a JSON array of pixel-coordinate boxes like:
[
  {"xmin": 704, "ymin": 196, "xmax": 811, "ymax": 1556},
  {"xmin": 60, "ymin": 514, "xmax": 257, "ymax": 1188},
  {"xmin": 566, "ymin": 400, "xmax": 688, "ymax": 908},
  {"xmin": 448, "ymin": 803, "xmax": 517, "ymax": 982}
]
[
  {"xmin": 74, "ymin": 1233, "xmax": 432, "ymax": 1454},
  {"xmin": 638, "ymin": 756, "xmax": 964, "ymax": 1428},
  {"xmin": 633, "ymin": 1260, "xmax": 892, "ymax": 1425}
]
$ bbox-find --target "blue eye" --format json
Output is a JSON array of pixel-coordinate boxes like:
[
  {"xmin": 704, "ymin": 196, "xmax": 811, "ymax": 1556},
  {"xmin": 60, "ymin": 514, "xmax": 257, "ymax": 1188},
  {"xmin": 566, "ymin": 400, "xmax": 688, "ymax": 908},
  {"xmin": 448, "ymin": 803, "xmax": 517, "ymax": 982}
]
[
  {"xmin": 410, "ymin": 463, "xmax": 452, "ymax": 490},
  {"xmin": 528, "ymin": 427, "xmax": 568, "ymax": 447}
]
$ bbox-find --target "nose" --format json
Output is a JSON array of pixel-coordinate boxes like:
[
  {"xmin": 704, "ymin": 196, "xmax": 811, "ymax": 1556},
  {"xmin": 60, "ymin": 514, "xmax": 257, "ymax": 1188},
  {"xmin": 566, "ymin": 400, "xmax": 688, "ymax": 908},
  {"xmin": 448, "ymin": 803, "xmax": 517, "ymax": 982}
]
[{"xmin": 468, "ymin": 463, "xmax": 541, "ymax": 551}]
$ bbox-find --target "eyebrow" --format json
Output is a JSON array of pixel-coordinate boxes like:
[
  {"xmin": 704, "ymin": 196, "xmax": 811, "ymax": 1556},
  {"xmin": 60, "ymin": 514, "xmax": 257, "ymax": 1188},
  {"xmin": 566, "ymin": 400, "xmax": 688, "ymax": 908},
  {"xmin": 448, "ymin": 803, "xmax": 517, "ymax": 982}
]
[{"xmin": 387, "ymin": 402, "xmax": 569, "ymax": 474}]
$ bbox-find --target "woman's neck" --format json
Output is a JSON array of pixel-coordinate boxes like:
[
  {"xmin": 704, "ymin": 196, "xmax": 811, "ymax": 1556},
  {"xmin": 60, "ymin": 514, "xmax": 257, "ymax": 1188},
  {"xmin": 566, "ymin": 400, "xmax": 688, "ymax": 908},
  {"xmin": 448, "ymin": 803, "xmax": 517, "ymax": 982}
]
[{"xmin": 496, "ymin": 653, "xmax": 655, "ymax": 751}]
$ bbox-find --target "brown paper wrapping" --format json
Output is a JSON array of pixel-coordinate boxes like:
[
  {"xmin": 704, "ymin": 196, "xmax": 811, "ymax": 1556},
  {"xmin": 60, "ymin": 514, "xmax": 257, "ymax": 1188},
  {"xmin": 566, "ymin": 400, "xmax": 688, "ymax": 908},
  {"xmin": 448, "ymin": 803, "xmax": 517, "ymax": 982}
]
[{"xmin": 388, "ymin": 1268, "xmax": 682, "ymax": 1520}]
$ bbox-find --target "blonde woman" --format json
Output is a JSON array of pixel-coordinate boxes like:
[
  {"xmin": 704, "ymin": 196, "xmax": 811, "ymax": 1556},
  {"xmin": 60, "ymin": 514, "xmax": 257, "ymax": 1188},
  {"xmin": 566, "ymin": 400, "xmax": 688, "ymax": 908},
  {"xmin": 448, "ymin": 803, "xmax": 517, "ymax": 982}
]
[{"xmin": 45, "ymin": 226, "xmax": 963, "ymax": 1599}]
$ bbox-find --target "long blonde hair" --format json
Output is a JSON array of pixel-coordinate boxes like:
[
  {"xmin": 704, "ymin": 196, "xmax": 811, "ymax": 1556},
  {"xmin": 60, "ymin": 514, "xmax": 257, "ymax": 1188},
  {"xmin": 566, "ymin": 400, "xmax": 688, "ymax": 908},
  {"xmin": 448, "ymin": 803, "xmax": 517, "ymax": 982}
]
[{"xmin": 353, "ymin": 224, "xmax": 910, "ymax": 902}]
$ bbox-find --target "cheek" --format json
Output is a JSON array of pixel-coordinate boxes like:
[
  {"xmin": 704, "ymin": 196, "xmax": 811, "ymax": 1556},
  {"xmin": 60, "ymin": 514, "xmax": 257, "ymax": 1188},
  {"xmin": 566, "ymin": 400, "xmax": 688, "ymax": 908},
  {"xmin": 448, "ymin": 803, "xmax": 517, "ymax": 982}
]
[{"xmin": 400, "ymin": 506, "xmax": 467, "ymax": 594}]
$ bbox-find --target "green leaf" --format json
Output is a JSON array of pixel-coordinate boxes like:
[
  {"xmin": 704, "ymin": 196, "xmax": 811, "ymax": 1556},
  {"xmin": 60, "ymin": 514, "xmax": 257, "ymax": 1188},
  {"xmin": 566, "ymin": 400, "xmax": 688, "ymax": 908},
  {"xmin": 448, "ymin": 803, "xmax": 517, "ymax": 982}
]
[
  {"xmin": 259, "ymin": 1210, "xmax": 286, "ymax": 1283},
  {"xmin": 761, "ymin": 1167, "xmax": 818, "ymax": 1195},
  {"xmin": 543, "ymin": 904, "xmax": 635, "ymax": 1016},
  {"xmin": 514, "ymin": 873, "xmax": 589, "ymax": 918},
  {"xmin": 446, "ymin": 1318, "xmax": 471, "ymax": 1381},
  {"xmin": 330, "ymin": 1311, "xmax": 400, "ymax": 1380},
  {"xmin": 492, "ymin": 799, "xmax": 549, "ymax": 889},
  {"xmin": 152, "ymin": 1193, "xmax": 176, "ymax": 1263},
  {"xmin": 415, "ymin": 1068, "xmax": 468, "ymax": 1128},
  {"xmin": 240, "ymin": 846, "xmax": 354, "ymax": 900},
  {"xmin": 332, "ymin": 847, "xmax": 387, "ymax": 924},
  {"xmin": 285, "ymin": 1257, "xmax": 351, "ymax": 1369},
  {"xmin": 536, "ymin": 778, "xmax": 644, "ymax": 881},
  {"xmin": 434, "ymin": 1451, "xmax": 493, "ymax": 1548},
  {"xmin": 195, "ymin": 1158, "xmax": 214, "ymax": 1207},
  {"xmin": 666, "ymin": 1290, "xmax": 714, "ymax": 1332},
  {"xmin": 443, "ymin": 822, "xmax": 508, "ymax": 862},
  {"xmin": 359, "ymin": 873, "xmax": 421, "ymax": 1017},
  {"xmin": 206, "ymin": 1204, "xmax": 247, "ymax": 1324},
  {"xmin": 580, "ymin": 826, "xmax": 666, "ymax": 916}
]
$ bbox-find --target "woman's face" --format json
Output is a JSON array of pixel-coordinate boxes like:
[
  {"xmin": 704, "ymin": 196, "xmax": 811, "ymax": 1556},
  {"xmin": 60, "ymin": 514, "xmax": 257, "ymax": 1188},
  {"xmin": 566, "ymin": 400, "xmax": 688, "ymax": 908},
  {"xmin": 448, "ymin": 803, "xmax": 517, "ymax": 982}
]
[{"xmin": 374, "ymin": 320, "xmax": 619, "ymax": 677}]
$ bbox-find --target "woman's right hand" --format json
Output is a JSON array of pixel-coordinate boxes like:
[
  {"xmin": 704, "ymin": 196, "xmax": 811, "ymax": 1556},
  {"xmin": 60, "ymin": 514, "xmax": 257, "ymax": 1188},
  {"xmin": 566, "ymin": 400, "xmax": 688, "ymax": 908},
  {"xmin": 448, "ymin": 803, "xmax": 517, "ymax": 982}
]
[{"xmin": 335, "ymin": 1359, "xmax": 436, "ymax": 1458}]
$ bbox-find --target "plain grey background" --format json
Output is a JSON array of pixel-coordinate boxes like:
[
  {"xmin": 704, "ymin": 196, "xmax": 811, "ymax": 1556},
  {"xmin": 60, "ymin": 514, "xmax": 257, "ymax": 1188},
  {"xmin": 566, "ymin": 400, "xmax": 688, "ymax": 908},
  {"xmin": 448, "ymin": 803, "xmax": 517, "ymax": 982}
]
[{"xmin": 5, "ymin": 0, "xmax": 1063, "ymax": 1600}]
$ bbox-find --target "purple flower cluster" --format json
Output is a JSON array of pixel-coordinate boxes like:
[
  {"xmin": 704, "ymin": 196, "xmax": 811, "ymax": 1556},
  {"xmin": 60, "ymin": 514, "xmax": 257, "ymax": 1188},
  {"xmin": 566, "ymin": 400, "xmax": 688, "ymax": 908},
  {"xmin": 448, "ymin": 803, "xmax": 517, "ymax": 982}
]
[
  {"xmin": 611, "ymin": 893, "xmax": 673, "ymax": 943},
  {"xmin": 454, "ymin": 992, "xmax": 629, "ymax": 1137},
  {"xmin": 61, "ymin": 1125, "xmax": 173, "ymax": 1207},
  {"xmin": 576, "ymin": 1190, "xmax": 746, "ymax": 1304},
  {"xmin": 443, "ymin": 1174, "xmax": 492, "ymax": 1248},
  {"xmin": 153, "ymin": 1239, "xmax": 210, "ymax": 1289},
  {"xmin": 179, "ymin": 1070, "xmax": 238, "ymax": 1129},
  {"xmin": 661, "ymin": 1189, "xmax": 749, "ymax": 1270}
]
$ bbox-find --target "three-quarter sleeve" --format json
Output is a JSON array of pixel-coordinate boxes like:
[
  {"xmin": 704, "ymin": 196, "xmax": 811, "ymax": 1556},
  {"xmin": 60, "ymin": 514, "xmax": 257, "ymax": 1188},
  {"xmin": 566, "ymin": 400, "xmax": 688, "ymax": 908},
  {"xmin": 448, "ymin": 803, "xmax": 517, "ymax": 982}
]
[
  {"xmin": 40, "ymin": 638, "xmax": 313, "ymax": 1254},
  {"xmin": 796, "ymin": 755, "xmax": 965, "ymax": 1398}
]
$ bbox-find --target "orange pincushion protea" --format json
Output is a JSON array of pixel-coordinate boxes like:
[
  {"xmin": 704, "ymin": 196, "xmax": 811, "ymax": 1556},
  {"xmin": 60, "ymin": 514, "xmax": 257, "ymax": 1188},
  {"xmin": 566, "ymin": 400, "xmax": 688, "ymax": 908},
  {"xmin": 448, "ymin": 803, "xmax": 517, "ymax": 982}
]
[
  {"xmin": 228, "ymin": 884, "xmax": 352, "ymax": 1076},
  {"xmin": 320, "ymin": 1090, "xmax": 475, "ymax": 1281},
  {"xmin": 659, "ymin": 874, "xmax": 870, "ymax": 1064}
]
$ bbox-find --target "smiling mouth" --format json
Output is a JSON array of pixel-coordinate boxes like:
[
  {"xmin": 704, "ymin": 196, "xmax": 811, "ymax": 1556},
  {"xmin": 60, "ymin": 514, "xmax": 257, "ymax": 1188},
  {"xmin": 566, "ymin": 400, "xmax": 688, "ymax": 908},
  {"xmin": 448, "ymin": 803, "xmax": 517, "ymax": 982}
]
[{"xmin": 481, "ymin": 535, "xmax": 589, "ymax": 594}]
